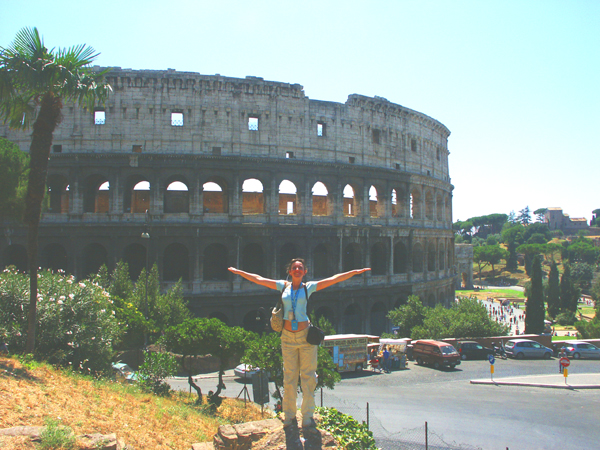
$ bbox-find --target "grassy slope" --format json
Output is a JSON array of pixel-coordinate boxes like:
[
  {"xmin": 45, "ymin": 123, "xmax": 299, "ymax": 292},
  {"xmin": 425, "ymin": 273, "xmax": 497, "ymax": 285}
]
[{"xmin": 0, "ymin": 356, "xmax": 267, "ymax": 450}]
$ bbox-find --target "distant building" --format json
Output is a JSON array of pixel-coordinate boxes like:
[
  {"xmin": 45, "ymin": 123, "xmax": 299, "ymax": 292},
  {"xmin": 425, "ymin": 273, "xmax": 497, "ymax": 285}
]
[{"xmin": 544, "ymin": 208, "xmax": 589, "ymax": 235}]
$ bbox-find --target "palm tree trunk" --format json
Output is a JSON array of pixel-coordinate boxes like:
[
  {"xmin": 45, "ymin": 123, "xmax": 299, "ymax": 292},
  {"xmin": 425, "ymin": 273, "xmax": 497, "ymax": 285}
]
[{"xmin": 24, "ymin": 93, "xmax": 62, "ymax": 354}]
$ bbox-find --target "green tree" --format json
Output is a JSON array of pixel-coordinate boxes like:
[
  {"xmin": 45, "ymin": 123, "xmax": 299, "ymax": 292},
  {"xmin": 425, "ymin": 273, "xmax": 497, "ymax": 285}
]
[
  {"xmin": 501, "ymin": 223, "xmax": 524, "ymax": 272},
  {"xmin": 591, "ymin": 209, "xmax": 600, "ymax": 227},
  {"xmin": 534, "ymin": 208, "xmax": 548, "ymax": 223},
  {"xmin": 525, "ymin": 255, "xmax": 545, "ymax": 334},
  {"xmin": 560, "ymin": 264, "xmax": 580, "ymax": 313},
  {"xmin": 0, "ymin": 137, "xmax": 29, "ymax": 220},
  {"xmin": 386, "ymin": 295, "xmax": 426, "ymax": 337},
  {"xmin": 473, "ymin": 244, "xmax": 509, "ymax": 281},
  {"xmin": 516, "ymin": 243, "xmax": 545, "ymax": 276},
  {"xmin": 518, "ymin": 206, "xmax": 531, "ymax": 225},
  {"xmin": 546, "ymin": 262, "xmax": 561, "ymax": 318},
  {"xmin": 570, "ymin": 262, "xmax": 594, "ymax": 290},
  {"xmin": 137, "ymin": 350, "xmax": 178, "ymax": 396},
  {"xmin": 0, "ymin": 27, "xmax": 110, "ymax": 353}
]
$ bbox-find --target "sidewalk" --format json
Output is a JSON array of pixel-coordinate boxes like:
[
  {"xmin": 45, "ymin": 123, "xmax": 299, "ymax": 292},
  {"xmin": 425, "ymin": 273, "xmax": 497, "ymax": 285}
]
[{"xmin": 470, "ymin": 373, "xmax": 600, "ymax": 389}]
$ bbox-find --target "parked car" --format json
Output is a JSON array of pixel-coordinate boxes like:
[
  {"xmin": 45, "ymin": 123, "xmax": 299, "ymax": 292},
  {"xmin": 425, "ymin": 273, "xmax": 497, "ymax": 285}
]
[
  {"xmin": 234, "ymin": 363, "xmax": 261, "ymax": 379},
  {"xmin": 412, "ymin": 340, "xmax": 461, "ymax": 369},
  {"xmin": 112, "ymin": 362, "xmax": 138, "ymax": 383},
  {"xmin": 504, "ymin": 339, "xmax": 552, "ymax": 359},
  {"xmin": 560, "ymin": 341, "xmax": 600, "ymax": 359},
  {"xmin": 456, "ymin": 340, "xmax": 494, "ymax": 360}
]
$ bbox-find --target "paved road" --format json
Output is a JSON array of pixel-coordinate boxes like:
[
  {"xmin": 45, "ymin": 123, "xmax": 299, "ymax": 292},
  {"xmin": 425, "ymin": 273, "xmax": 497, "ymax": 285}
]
[{"xmin": 169, "ymin": 357, "xmax": 600, "ymax": 450}]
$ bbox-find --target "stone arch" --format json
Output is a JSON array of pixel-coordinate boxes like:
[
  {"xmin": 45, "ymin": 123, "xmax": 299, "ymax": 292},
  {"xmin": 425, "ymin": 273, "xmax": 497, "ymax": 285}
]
[
  {"xmin": 279, "ymin": 243, "xmax": 301, "ymax": 279},
  {"xmin": 4, "ymin": 244, "xmax": 28, "ymax": 272},
  {"xmin": 243, "ymin": 310, "xmax": 268, "ymax": 334},
  {"xmin": 242, "ymin": 178, "xmax": 264, "ymax": 214},
  {"xmin": 164, "ymin": 179, "xmax": 189, "ymax": 213},
  {"xmin": 82, "ymin": 243, "xmax": 108, "ymax": 278},
  {"xmin": 342, "ymin": 303, "xmax": 362, "ymax": 334},
  {"xmin": 410, "ymin": 188, "xmax": 422, "ymax": 219},
  {"xmin": 342, "ymin": 184, "xmax": 357, "ymax": 217},
  {"xmin": 41, "ymin": 243, "xmax": 67, "ymax": 272},
  {"xmin": 83, "ymin": 175, "xmax": 109, "ymax": 213},
  {"xmin": 369, "ymin": 185, "xmax": 383, "ymax": 218},
  {"xmin": 425, "ymin": 189, "xmax": 434, "ymax": 220},
  {"xmin": 278, "ymin": 179, "xmax": 298, "ymax": 215},
  {"xmin": 393, "ymin": 241, "xmax": 408, "ymax": 274},
  {"xmin": 124, "ymin": 177, "xmax": 150, "ymax": 213},
  {"xmin": 123, "ymin": 243, "xmax": 147, "ymax": 280},
  {"xmin": 343, "ymin": 243, "xmax": 363, "ymax": 272},
  {"xmin": 203, "ymin": 178, "xmax": 229, "ymax": 213},
  {"xmin": 203, "ymin": 243, "xmax": 228, "ymax": 281},
  {"xmin": 370, "ymin": 242, "xmax": 387, "ymax": 275},
  {"xmin": 436, "ymin": 192, "xmax": 444, "ymax": 221},
  {"xmin": 370, "ymin": 302, "xmax": 387, "ymax": 336},
  {"xmin": 427, "ymin": 241, "xmax": 436, "ymax": 271},
  {"xmin": 313, "ymin": 243, "xmax": 331, "ymax": 279},
  {"xmin": 209, "ymin": 312, "xmax": 229, "ymax": 325},
  {"xmin": 412, "ymin": 242, "xmax": 424, "ymax": 273},
  {"xmin": 164, "ymin": 243, "xmax": 190, "ymax": 281},
  {"xmin": 47, "ymin": 175, "xmax": 69, "ymax": 213},
  {"xmin": 242, "ymin": 243, "xmax": 266, "ymax": 275},
  {"xmin": 311, "ymin": 181, "xmax": 331, "ymax": 216},
  {"xmin": 391, "ymin": 187, "xmax": 406, "ymax": 218}
]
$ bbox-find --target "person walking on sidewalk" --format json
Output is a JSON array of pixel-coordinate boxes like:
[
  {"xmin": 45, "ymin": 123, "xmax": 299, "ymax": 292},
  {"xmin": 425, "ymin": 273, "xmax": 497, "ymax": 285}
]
[{"xmin": 228, "ymin": 259, "xmax": 370, "ymax": 429}]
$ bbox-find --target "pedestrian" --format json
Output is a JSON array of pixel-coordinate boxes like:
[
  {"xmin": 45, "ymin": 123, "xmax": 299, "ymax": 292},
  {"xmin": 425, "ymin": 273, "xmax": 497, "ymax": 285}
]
[
  {"xmin": 228, "ymin": 260, "xmax": 370, "ymax": 429},
  {"xmin": 383, "ymin": 346, "xmax": 391, "ymax": 373}
]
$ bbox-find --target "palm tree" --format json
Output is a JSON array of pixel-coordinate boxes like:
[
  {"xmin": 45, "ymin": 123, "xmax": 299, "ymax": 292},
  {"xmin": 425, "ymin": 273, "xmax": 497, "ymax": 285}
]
[{"xmin": 0, "ymin": 27, "xmax": 111, "ymax": 353}]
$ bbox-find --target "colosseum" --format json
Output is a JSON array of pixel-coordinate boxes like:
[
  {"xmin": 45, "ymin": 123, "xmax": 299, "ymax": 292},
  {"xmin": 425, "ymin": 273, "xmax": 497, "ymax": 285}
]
[{"xmin": 1, "ymin": 67, "xmax": 455, "ymax": 335}]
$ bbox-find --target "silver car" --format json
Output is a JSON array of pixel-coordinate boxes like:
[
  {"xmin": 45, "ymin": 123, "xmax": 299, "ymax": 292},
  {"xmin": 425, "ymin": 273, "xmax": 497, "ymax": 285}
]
[
  {"xmin": 504, "ymin": 339, "xmax": 552, "ymax": 359},
  {"xmin": 561, "ymin": 341, "xmax": 600, "ymax": 359}
]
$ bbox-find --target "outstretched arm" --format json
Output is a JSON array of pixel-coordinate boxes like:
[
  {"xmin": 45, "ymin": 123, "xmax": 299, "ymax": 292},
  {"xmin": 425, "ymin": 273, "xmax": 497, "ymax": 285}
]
[
  {"xmin": 315, "ymin": 268, "xmax": 371, "ymax": 291},
  {"xmin": 228, "ymin": 267, "xmax": 278, "ymax": 290}
]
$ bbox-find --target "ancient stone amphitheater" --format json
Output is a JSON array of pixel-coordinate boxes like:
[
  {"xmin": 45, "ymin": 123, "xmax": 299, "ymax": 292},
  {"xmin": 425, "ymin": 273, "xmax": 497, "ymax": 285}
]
[{"xmin": 1, "ymin": 68, "xmax": 455, "ymax": 335}]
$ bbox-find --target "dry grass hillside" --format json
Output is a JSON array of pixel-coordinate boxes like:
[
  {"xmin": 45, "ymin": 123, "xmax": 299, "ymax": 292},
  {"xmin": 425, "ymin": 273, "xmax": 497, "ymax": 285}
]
[{"xmin": 0, "ymin": 356, "xmax": 267, "ymax": 449}]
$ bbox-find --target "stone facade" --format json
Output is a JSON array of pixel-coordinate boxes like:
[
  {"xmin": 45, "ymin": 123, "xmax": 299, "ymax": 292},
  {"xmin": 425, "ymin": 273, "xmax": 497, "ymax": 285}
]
[
  {"xmin": 544, "ymin": 207, "xmax": 589, "ymax": 235},
  {"xmin": 454, "ymin": 244, "xmax": 474, "ymax": 289},
  {"xmin": 0, "ymin": 68, "xmax": 455, "ymax": 335}
]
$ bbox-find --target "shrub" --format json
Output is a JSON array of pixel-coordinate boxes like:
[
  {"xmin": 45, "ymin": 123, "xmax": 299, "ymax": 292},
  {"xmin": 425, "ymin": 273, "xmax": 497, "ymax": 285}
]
[
  {"xmin": 137, "ymin": 350, "xmax": 178, "ymax": 396},
  {"xmin": 38, "ymin": 418, "xmax": 76, "ymax": 450},
  {"xmin": 0, "ymin": 267, "xmax": 122, "ymax": 374},
  {"xmin": 555, "ymin": 311, "xmax": 577, "ymax": 326},
  {"xmin": 316, "ymin": 407, "xmax": 377, "ymax": 450}
]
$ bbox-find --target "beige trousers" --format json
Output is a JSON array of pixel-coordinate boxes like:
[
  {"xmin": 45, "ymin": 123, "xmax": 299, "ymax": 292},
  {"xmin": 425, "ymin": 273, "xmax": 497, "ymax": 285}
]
[{"xmin": 281, "ymin": 327, "xmax": 318, "ymax": 424}]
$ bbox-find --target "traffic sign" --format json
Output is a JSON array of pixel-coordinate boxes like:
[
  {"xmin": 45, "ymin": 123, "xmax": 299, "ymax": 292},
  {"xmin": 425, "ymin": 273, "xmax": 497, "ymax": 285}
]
[
  {"xmin": 488, "ymin": 354, "xmax": 495, "ymax": 365},
  {"xmin": 560, "ymin": 357, "xmax": 570, "ymax": 368}
]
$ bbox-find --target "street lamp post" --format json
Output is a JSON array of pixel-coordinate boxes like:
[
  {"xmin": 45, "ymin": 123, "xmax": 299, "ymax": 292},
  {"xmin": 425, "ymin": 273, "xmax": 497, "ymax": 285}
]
[{"xmin": 141, "ymin": 210, "xmax": 150, "ymax": 348}]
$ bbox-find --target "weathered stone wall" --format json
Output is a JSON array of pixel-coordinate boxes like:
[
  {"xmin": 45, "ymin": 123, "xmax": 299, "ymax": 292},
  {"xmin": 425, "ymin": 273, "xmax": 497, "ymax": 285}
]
[{"xmin": 0, "ymin": 68, "xmax": 455, "ymax": 335}]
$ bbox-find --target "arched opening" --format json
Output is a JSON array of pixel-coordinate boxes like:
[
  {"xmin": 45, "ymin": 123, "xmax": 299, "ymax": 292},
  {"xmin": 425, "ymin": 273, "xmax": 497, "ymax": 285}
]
[
  {"xmin": 425, "ymin": 190, "xmax": 434, "ymax": 220},
  {"xmin": 164, "ymin": 180, "xmax": 189, "ymax": 213},
  {"xmin": 370, "ymin": 242, "xmax": 387, "ymax": 275},
  {"xmin": 4, "ymin": 244, "xmax": 28, "ymax": 272},
  {"xmin": 393, "ymin": 242, "xmax": 408, "ymax": 274},
  {"xmin": 312, "ymin": 181, "xmax": 329, "ymax": 216},
  {"xmin": 436, "ymin": 193, "xmax": 444, "ymax": 221},
  {"xmin": 203, "ymin": 180, "xmax": 228, "ymax": 213},
  {"xmin": 164, "ymin": 243, "xmax": 189, "ymax": 281},
  {"xmin": 343, "ymin": 184, "xmax": 356, "ymax": 217},
  {"xmin": 278, "ymin": 180, "xmax": 298, "ymax": 215},
  {"xmin": 412, "ymin": 243, "xmax": 424, "ymax": 273},
  {"xmin": 242, "ymin": 243, "xmax": 266, "ymax": 275},
  {"xmin": 203, "ymin": 243, "xmax": 228, "ymax": 281},
  {"xmin": 84, "ymin": 176, "xmax": 109, "ymax": 213},
  {"xmin": 47, "ymin": 175, "xmax": 69, "ymax": 213},
  {"xmin": 391, "ymin": 188, "xmax": 401, "ymax": 218},
  {"xmin": 209, "ymin": 312, "xmax": 229, "ymax": 325},
  {"xmin": 243, "ymin": 310, "xmax": 269, "ymax": 334},
  {"xmin": 428, "ymin": 242, "xmax": 436, "ymax": 272},
  {"xmin": 124, "ymin": 178, "xmax": 150, "ymax": 213},
  {"xmin": 279, "ymin": 243, "xmax": 300, "ymax": 279},
  {"xmin": 370, "ymin": 302, "xmax": 387, "ymax": 336},
  {"xmin": 123, "ymin": 243, "xmax": 147, "ymax": 280},
  {"xmin": 82, "ymin": 243, "xmax": 108, "ymax": 278},
  {"xmin": 342, "ymin": 304, "xmax": 362, "ymax": 334},
  {"xmin": 343, "ymin": 243, "xmax": 362, "ymax": 272},
  {"xmin": 42, "ymin": 243, "xmax": 67, "ymax": 272},
  {"xmin": 393, "ymin": 295, "xmax": 409, "ymax": 310},
  {"xmin": 242, "ymin": 178, "xmax": 264, "ymax": 214},
  {"xmin": 313, "ymin": 306, "xmax": 335, "ymax": 332},
  {"xmin": 369, "ymin": 185, "xmax": 382, "ymax": 218},
  {"xmin": 410, "ymin": 189, "xmax": 421, "ymax": 219},
  {"xmin": 313, "ymin": 244, "xmax": 331, "ymax": 279},
  {"xmin": 438, "ymin": 246, "xmax": 445, "ymax": 270}
]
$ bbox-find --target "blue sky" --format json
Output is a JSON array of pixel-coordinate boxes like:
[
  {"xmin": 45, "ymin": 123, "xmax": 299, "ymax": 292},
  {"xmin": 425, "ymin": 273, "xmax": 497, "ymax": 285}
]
[{"xmin": 2, "ymin": 0, "xmax": 598, "ymax": 222}]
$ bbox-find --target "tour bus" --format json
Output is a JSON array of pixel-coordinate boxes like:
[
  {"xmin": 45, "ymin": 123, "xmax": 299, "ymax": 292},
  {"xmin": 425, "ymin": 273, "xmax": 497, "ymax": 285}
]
[{"xmin": 322, "ymin": 334, "xmax": 379, "ymax": 372}]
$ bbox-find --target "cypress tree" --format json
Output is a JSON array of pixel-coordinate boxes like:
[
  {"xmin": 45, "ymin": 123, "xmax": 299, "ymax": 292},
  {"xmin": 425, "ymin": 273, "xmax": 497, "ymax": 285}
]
[
  {"xmin": 547, "ymin": 262, "xmax": 561, "ymax": 318},
  {"xmin": 525, "ymin": 255, "xmax": 545, "ymax": 334},
  {"xmin": 560, "ymin": 264, "xmax": 579, "ymax": 313}
]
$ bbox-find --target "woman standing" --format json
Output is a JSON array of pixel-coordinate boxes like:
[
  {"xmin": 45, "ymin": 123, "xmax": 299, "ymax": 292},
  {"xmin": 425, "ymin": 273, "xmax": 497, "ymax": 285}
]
[{"xmin": 228, "ymin": 259, "xmax": 370, "ymax": 428}]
